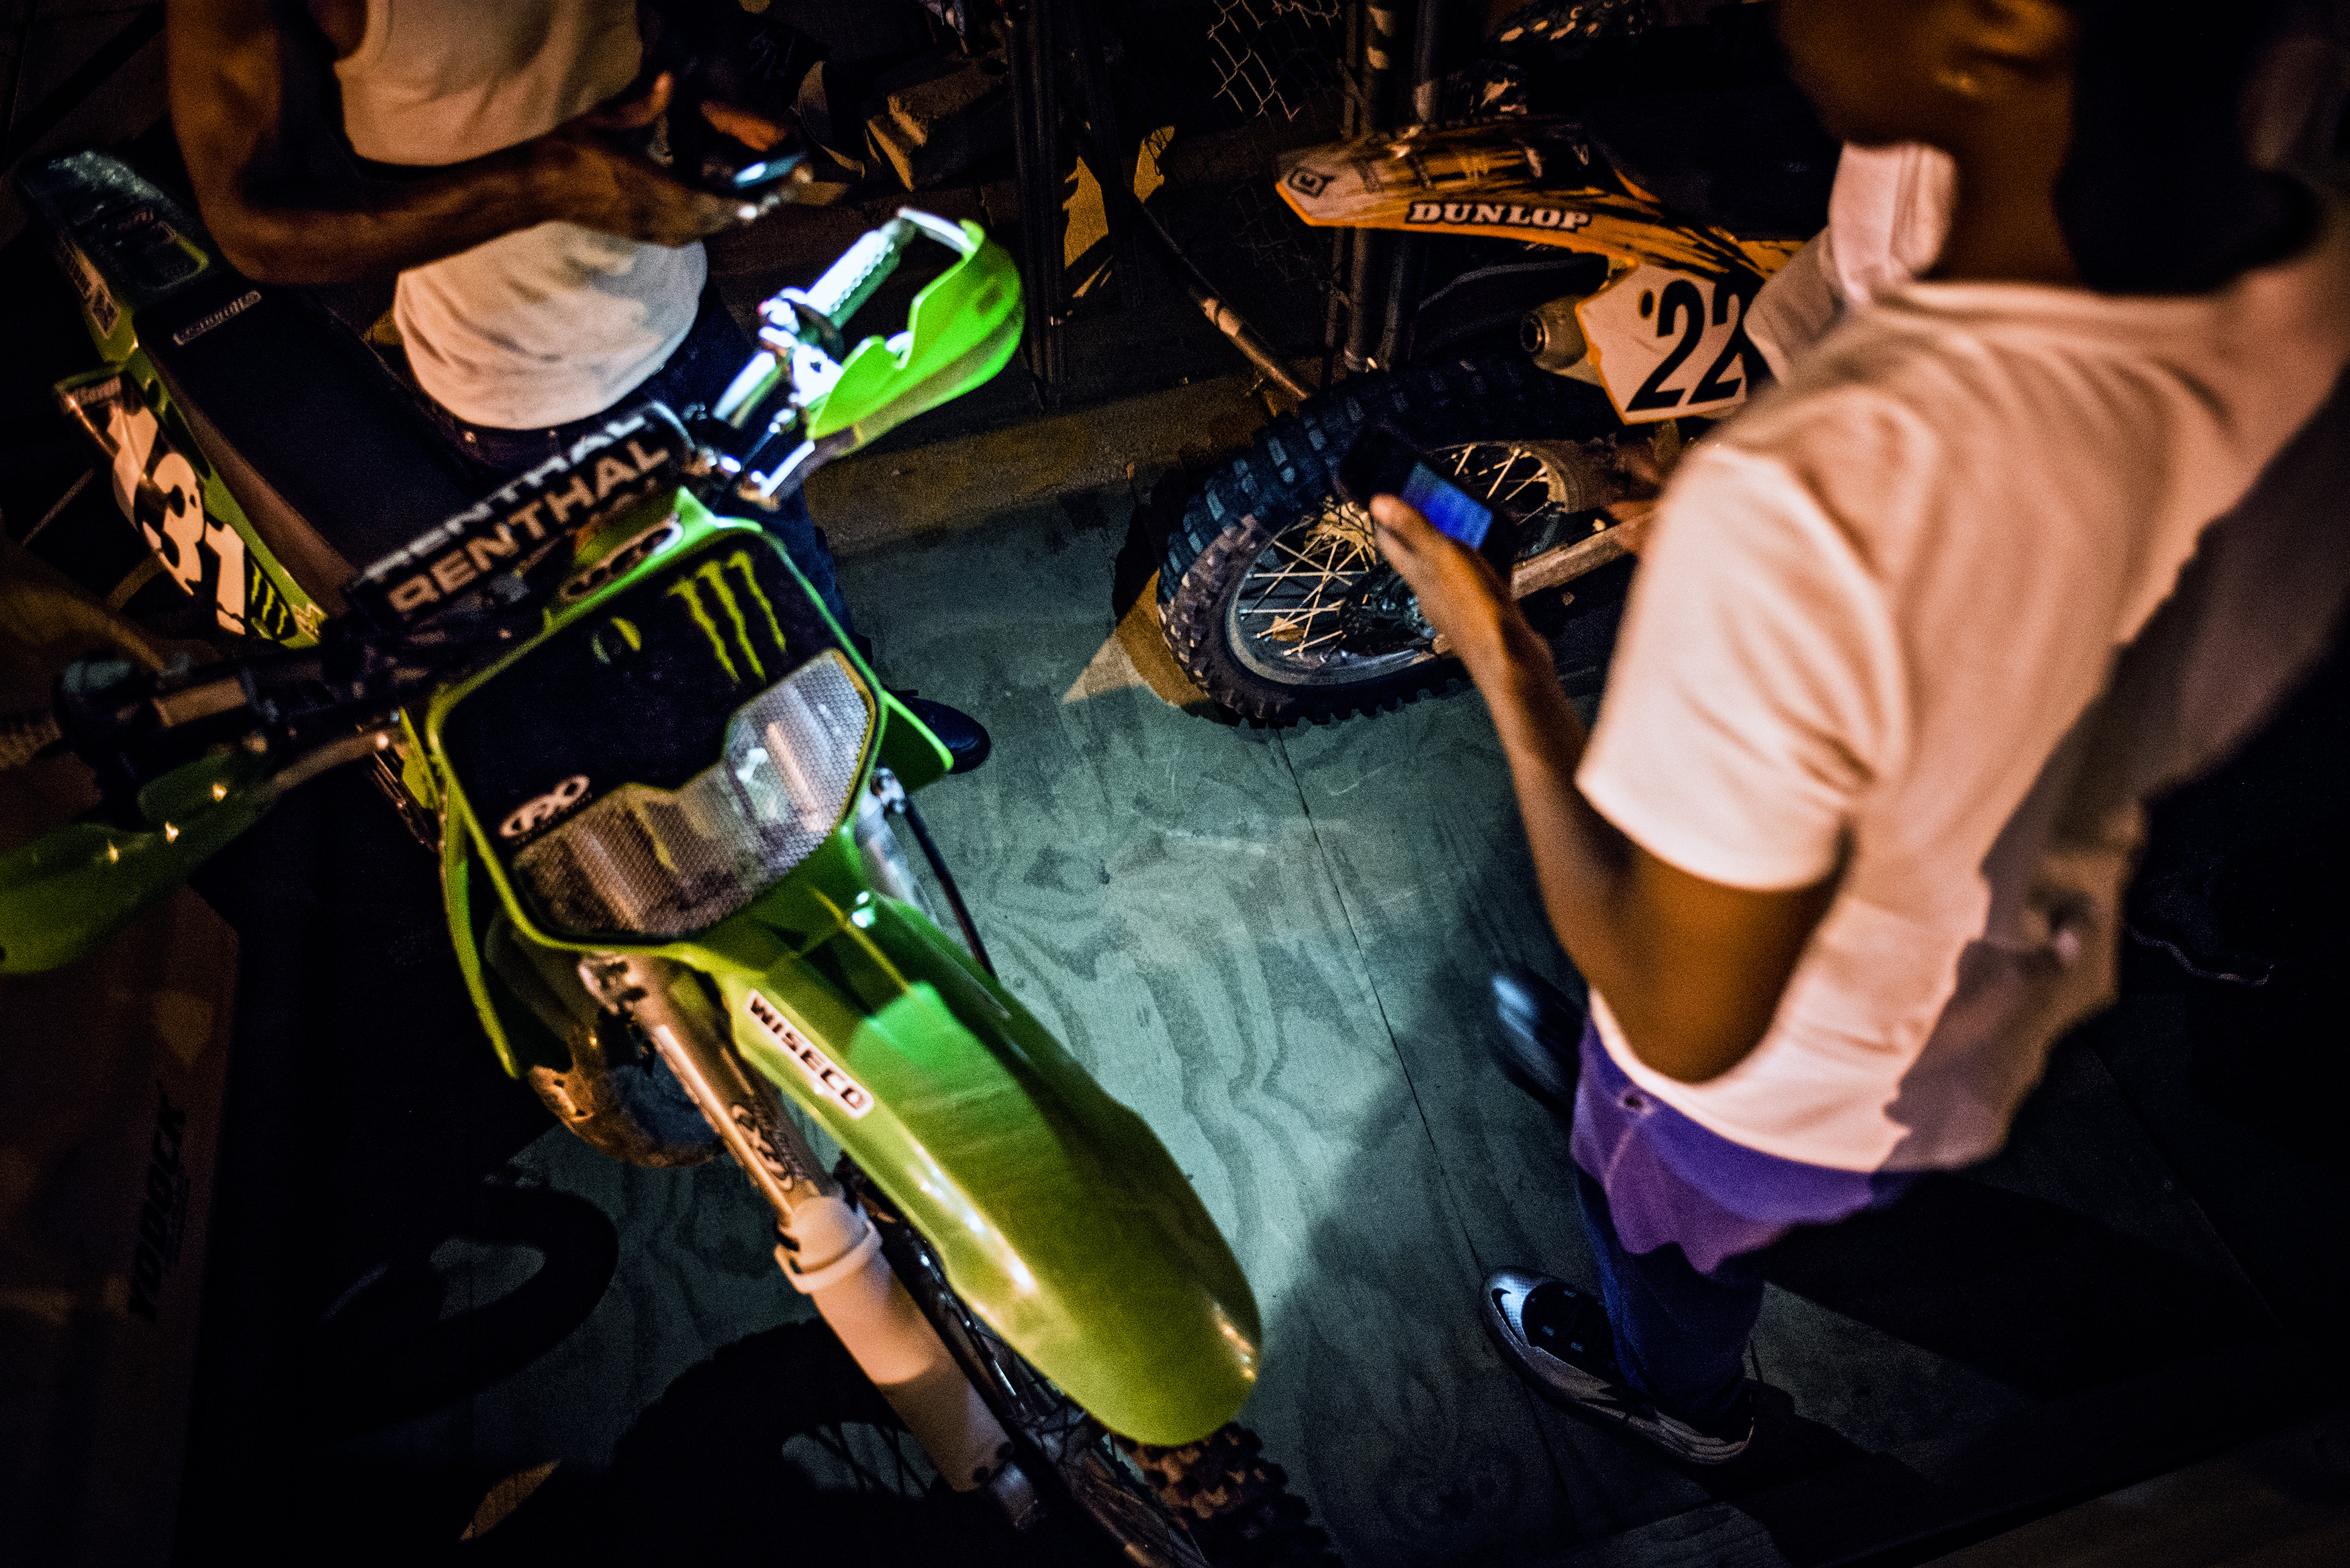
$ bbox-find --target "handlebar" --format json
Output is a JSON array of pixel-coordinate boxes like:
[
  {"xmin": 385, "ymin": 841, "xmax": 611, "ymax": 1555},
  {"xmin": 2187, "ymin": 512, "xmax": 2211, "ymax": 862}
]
[
  {"xmin": 802, "ymin": 209, "xmax": 976, "ymax": 328},
  {"xmin": 0, "ymin": 634, "xmax": 427, "ymax": 973},
  {"xmin": 15, "ymin": 605, "xmax": 507, "ymax": 814},
  {"xmin": 15, "ymin": 210, "xmax": 1008, "ymax": 803},
  {"xmin": 800, "ymin": 218, "xmax": 912, "ymax": 332},
  {"xmin": 709, "ymin": 208, "xmax": 979, "ymax": 433}
]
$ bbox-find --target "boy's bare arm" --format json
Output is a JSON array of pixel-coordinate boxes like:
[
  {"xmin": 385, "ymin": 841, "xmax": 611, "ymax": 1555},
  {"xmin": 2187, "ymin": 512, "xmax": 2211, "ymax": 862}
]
[
  {"xmin": 169, "ymin": 0, "xmax": 751, "ymax": 284},
  {"xmin": 1372, "ymin": 495, "xmax": 1834, "ymax": 1084}
]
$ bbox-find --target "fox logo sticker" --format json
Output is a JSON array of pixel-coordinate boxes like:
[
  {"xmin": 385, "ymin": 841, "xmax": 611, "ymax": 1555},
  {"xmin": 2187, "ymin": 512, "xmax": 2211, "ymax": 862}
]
[{"xmin": 500, "ymin": 775, "xmax": 591, "ymax": 840}]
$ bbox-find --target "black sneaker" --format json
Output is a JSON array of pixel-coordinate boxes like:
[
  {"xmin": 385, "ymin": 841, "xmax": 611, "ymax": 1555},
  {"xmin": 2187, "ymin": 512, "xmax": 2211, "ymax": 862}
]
[
  {"xmin": 897, "ymin": 694, "xmax": 992, "ymax": 775},
  {"xmin": 1489, "ymin": 971, "xmax": 1585, "ymax": 1116},
  {"xmin": 1482, "ymin": 1268, "xmax": 1754, "ymax": 1465}
]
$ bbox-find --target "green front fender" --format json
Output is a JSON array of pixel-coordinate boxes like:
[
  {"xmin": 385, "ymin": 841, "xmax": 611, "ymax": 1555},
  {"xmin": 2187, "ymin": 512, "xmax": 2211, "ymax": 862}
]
[{"xmin": 690, "ymin": 876, "xmax": 1260, "ymax": 1447}]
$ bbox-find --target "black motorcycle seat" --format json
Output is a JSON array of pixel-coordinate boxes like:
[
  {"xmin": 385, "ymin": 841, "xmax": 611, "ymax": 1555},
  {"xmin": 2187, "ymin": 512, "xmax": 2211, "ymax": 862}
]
[
  {"xmin": 1583, "ymin": 81, "xmax": 1840, "ymax": 241},
  {"xmin": 138, "ymin": 268, "xmax": 481, "ymax": 609}
]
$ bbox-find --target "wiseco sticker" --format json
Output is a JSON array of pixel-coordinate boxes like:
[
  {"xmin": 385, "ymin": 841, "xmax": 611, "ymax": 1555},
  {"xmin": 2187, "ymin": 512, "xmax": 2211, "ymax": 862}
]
[
  {"xmin": 743, "ymin": 990, "xmax": 873, "ymax": 1118},
  {"xmin": 1577, "ymin": 264, "xmax": 1765, "ymax": 425}
]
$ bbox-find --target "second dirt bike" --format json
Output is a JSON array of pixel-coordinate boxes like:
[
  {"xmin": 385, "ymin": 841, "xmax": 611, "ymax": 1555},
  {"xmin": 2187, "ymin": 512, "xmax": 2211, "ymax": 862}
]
[{"xmin": 1156, "ymin": 9, "xmax": 1836, "ymax": 722}]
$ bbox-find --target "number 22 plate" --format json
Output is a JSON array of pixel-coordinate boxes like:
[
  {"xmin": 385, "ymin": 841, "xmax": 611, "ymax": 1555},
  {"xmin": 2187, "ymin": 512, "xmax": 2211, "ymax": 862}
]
[{"xmin": 1577, "ymin": 264, "xmax": 1766, "ymax": 426}]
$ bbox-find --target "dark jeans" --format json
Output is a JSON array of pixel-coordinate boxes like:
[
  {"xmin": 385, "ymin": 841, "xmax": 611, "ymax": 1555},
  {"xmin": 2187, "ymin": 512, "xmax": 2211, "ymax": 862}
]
[
  {"xmin": 425, "ymin": 285, "xmax": 855, "ymax": 634},
  {"xmin": 1574, "ymin": 1167, "xmax": 1765, "ymax": 1424}
]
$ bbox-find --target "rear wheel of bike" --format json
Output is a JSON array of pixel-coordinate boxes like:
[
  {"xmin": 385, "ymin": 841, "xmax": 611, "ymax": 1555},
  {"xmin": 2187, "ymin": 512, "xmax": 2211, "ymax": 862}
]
[
  {"xmin": 839, "ymin": 1163, "xmax": 1342, "ymax": 1568},
  {"xmin": 1159, "ymin": 356, "xmax": 1629, "ymax": 723}
]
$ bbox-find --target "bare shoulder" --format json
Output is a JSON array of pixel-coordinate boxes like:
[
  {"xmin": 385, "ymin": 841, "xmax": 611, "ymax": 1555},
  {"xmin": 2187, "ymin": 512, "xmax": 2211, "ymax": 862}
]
[
  {"xmin": 168, "ymin": 0, "xmax": 343, "ymax": 203},
  {"xmin": 168, "ymin": 0, "xmax": 280, "ymax": 121}
]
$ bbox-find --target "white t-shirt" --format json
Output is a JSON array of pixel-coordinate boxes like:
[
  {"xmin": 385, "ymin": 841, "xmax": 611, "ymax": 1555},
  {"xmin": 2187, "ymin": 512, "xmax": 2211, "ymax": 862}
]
[
  {"xmin": 1576, "ymin": 199, "xmax": 2350, "ymax": 1173},
  {"xmin": 335, "ymin": 0, "xmax": 706, "ymax": 430}
]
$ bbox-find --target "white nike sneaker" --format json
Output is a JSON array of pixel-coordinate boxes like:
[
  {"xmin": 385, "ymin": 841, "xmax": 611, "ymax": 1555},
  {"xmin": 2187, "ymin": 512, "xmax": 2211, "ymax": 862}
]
[{"xmin": 1482, "ymin": 1268, "xmax": 1755, "ymax": 1466}]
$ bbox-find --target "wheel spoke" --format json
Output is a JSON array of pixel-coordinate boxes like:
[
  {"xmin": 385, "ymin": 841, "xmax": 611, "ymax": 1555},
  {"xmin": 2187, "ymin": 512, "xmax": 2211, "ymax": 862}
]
[
  {"xmin": 1243, "ymin": 560, "xmax": 1356, "ymax": 590},
  {"xmin": 1444, "ymin": 443, "xmax": 1557, "ymax": 509},
  {"xmin": 1268, "ymin": 535, "xmax": 1350, "ymax": 575},
  {"xmin": 1241, "ymin": 518, "xmax": 1381, "ymax": 644},
  {"xmin": 1246, "ymin": 532, "xmax": 1359, "ymax": 617},
  {"xmin": 1241, "ymin": 566, "xmax": 1311, "ymax": 617},
  {"xmin": 1225, "ymin": 495, "xmax": 1440, "ymax": 683},
  {"xmin": 1499, "ymin": 467, "xmax": 1546, "ymax": 503}
]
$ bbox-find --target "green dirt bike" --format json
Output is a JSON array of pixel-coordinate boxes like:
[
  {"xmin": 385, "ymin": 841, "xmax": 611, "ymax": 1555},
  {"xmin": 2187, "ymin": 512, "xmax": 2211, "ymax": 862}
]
[{"xmin": 5, "ymin": 154, "xmax": 1333, "ymax": 1565}]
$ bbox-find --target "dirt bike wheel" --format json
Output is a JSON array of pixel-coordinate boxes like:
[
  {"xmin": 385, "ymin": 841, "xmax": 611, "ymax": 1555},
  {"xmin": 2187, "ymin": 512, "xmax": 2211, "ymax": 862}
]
[
  {"xmin": 839, "ymin": 1163, "xmax": 1344, "ymax": 1568},
  {"xmin": 477, "ymin": 1318, "xmax": 966, "ymax": 1559},
  {"xmin": 1121, "ymin": 1428, "xmax": 1342, "ymax": 1568},
  {"xmin": 1158, "ymin": 355, "xmax": 1628, "ymax": 723}
]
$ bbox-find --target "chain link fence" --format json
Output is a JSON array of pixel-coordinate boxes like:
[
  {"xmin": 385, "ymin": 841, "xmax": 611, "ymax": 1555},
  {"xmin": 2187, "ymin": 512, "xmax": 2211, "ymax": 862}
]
[
  {"xmin": 1123, "ymin": 0, "xmax": 1350, "ymax": 342},
  {"xmin": 1204, "ymin": 0, "xmax": 1350, "ymax": 121}
]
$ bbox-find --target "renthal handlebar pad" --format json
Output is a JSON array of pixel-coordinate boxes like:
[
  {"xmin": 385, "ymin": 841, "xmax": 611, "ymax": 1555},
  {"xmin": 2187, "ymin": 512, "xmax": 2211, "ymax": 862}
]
[{"xmin": 345, "ymin": 402, "xmax": 694, "ymax": 630}]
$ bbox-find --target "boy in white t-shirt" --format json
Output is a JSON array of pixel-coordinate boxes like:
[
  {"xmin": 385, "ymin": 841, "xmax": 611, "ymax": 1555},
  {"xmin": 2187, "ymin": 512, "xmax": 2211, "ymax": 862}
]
[{"xmin": 1373, "ymin": 0, "xmax": 2350, "ymax": 1464}]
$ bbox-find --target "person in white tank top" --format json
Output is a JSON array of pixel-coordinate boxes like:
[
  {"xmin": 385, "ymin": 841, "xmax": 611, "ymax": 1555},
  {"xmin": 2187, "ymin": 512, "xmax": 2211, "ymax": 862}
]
[
  {"xmin": 167, "ymin": 0, "xmax": 998, "ymax": 769},
  {"xmin": 171, "ymin": 0, "xmax": 773, "ymax": 431},
  {"xmin": 333, "ymin": 0, "xmax": 711, "ymax": 431}
]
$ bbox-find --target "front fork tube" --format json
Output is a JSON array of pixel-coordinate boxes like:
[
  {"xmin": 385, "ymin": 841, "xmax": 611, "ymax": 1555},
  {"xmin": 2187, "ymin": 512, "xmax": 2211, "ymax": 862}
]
[{"xmin": 578, "ymin": 952, "xmax": 1021, "ymax": 1498}]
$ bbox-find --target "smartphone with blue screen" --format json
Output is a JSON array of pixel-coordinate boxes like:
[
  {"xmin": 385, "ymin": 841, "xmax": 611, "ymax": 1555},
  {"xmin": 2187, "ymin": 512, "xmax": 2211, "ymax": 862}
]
[{"xmin": 1335, "ymin": 424, "xmax": 1495, "ymax": 550}]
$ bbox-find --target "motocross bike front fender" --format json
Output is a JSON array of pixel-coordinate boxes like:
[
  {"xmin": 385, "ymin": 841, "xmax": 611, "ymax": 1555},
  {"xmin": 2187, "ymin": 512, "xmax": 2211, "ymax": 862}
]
[
  {"xmin": 450, "ymin": 824, "xmax": 1262, "ymax": 1448},
  {"xmin": 712, "ymin": 886, "xmax": 1262, "ymax": 1447}
]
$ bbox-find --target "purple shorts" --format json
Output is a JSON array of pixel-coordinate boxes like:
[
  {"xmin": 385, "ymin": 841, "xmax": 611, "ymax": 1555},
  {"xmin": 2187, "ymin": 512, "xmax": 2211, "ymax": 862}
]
[{"xmin": 1569, "ymin": 1020, "xmax": 1915, "ymax": 1273}]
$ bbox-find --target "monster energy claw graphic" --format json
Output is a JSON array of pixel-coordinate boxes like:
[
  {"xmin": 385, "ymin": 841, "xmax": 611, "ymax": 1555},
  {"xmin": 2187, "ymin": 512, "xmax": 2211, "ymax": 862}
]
[{"xmin": 667, "ymin": 551, "xmax": 790, "ymax": 685}]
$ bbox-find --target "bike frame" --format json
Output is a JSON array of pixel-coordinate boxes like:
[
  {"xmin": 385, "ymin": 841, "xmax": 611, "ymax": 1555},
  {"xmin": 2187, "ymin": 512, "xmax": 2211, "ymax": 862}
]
[{"xmin": 430, "ymin": 497, "xmax": 1261, "ymax": 1447}]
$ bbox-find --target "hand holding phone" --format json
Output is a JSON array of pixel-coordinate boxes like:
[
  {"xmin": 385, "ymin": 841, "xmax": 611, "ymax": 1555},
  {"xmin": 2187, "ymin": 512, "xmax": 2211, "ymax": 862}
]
[{"xmin": 1334, "ymin": 424, "xmax": 1495, "ymax": 550}]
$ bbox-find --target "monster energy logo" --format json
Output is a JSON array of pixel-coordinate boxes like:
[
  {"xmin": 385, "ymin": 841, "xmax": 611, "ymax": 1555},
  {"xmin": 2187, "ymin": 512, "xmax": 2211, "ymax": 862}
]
[{"xmin": 667, "ymin": 550, "xmax": 789, "ymax": 684}]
